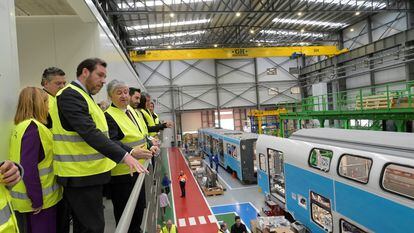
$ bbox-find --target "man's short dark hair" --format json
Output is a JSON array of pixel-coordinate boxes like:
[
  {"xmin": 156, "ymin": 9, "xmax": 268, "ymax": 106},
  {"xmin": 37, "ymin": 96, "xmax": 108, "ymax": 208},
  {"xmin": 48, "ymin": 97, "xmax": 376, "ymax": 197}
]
[
  {"xmin": 129, "ymin": 87, "xmax": 141, "ymax": 96},
  {"xmin": 235, "ymin": 216, "xmax": 240, "ymax": 221},
  {"xmin": 220, "ymin": 222, "xmax": 227, "ymax": 229},
  {"xmin": 76, "ymin": 58, "xmax": 107, "ymax": 77},
  {"xmin": 41, "ymin": 67, "xmax": 65, "ymax": 86}
]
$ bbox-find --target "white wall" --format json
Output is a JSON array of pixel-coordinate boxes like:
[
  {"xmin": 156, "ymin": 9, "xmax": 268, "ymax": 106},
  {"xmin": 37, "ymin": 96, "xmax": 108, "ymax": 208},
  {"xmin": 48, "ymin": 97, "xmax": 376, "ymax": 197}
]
[
  {"xmin": 0, "ymin": 0, "xmax": 20, "ymax": 161},
  {"xmin": 16, "ymin": 15, "xmax": 143, "ymax": 102},
  {"xmin": 343, "ymin": 12, "xmax": 407, "ymax": 50},
  {"xmin": 138, "ymin": 57, "xmax": 300, "ymax": 112},
  {"xmin": 181, "ymin": 111, "xmax": 202, "ymax": 133}
]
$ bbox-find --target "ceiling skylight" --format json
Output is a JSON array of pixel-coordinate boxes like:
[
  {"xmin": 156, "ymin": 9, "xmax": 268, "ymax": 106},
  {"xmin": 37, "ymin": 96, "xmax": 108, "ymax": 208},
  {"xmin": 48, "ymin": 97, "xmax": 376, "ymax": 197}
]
[
  {"xmin": 300, "ymin": 0, "xmax": 386, "ymax": 9},
  {"xmin": 131, "ymin": 30, "xmax": 206, "ymax": 41},
  {"xmin": 127, "ymin": 19, "xmax": 211, "ymax": 30},
  {"xmin": 161, "ymin": 40, "xmax": 196, "ymax": 46},
  {"xmin": 272, "ymin": 18, "xmax": 347, "ymax": 28},
  {"xmin": 118, "ymin": 0, "xmax": 214, "ymax": 9}
]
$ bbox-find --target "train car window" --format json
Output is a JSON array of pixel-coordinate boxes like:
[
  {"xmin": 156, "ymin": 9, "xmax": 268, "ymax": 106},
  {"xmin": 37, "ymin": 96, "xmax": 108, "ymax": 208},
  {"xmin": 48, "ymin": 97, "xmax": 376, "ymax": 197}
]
[
  {"xmin": 226, "ymin": 143, "xmax": 238, "ymax": 159},
  {"xmin": 259, "ymin": 153, "xmax": 266, "ymax": 172},
  {"xmin": 338, "ymin": 154, "xmax": 372, "ymax": 184},
  {"xmin": 268, "ymin": 149, "xmax": 285, "ymax": 203},
  {"xmin": 309, "ymin": 148, "xmax": 333, "ymax": 172},
  {"xmin": 310, "ymin": 191, "xmax": 333, "ymax": 232},
  {"xmin": 340, "ymin": 219, "xmax": 367, "ymax": 233},
  {"xmin": 381, "ymin": 163, "xmax": 414, "ymax": 200}
]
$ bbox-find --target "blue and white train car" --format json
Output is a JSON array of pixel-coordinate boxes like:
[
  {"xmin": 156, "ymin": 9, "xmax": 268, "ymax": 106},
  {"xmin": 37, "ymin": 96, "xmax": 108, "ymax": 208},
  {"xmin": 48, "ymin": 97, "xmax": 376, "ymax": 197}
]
[
  {"xmin": 256, "ymin": 128, "xmax": 414, "ymax": 233},
  {"xmin": 198, "ymin": 128, "xmax": 258, "ymax": 184}
]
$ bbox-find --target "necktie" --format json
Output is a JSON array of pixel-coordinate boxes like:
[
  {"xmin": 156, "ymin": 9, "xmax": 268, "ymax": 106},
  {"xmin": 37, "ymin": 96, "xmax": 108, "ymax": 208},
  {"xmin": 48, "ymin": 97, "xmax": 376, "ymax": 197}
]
[{"xmin": 126, "ymin": 109, "xmax": 142, "ymax": 133}]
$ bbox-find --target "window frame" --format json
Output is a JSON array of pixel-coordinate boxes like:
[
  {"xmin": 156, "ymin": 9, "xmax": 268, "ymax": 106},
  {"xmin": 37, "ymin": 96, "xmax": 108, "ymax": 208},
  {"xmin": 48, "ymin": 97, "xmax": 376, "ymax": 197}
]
[
  {"xmin": 380, "ymin": 162, "xmax": 414, "ymax": 201},
  {"xmin": 310, "ymin": 191, "xmax": 333, "ymax": 233},
  {"xmin": 337, "ymin": 154, "xmax": 373, "ymax": 184},
  {"xmin": 339, "ymin": 219, "xmax": 367, "ymax": 233},
  {"xmin": 259, "ymin": 153, "xmax": 266, "ymax": 172},
  {"xmin": 308, "ymin": 147, "xmax": 334, "ymax": 172}
]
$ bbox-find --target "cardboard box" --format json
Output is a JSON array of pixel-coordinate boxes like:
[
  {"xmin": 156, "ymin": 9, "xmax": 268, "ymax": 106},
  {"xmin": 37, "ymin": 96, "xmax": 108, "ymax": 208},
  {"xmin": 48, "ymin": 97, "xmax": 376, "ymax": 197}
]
[{"xmin": 274, "ymin": 227, "xmax": 294, "ymax": 233}]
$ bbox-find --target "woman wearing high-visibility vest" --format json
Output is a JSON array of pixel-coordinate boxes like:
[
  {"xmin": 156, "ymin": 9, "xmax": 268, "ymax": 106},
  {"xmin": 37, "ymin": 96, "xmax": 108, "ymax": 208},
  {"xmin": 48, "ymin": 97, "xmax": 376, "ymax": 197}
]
[
  {"xmin": 0, "ymin": 160, "xmax": 21, "ymax": 233},
  {"xmin": 137, "ymin": 92, "xmax": 172, "ymax": 138},
  {"xmin": 104, "ymin": 80, "xmax": 159, "ymax": 232},
  {"xmin": 9, "ymin": 87, "xmax": 62, "ymax": 233}
]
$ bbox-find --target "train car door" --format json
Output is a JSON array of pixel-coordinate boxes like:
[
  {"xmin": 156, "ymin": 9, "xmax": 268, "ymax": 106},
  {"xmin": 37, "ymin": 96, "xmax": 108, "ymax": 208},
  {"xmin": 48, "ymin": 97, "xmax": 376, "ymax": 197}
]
[
  {"xmin": 218, "ymin": 138, "xmax": 224, "ymax": 166},
  {"xmin": 258, "ymin": 152, "xmax": 269, "ymax": 194},
  {"xmin": 267, "ymin": 148, "xmax": 286, "ymax": 205}
]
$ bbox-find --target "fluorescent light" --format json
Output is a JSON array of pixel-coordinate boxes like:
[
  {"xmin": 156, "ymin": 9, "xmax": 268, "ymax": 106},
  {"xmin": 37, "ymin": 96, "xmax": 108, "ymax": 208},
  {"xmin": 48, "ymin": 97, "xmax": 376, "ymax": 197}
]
[
  {"xmin": 299, "ymin": 0, "xmax": 386, "ymax": 9},
  {"xmin": 261, "ymin": 29, "xmax": 327, "ymax": 38},
  {"xmin": 131, "ymin": 30, "xmax": 206, "ymax": 41},
  {"xmin": 118, "ymin": 0, "xmax": 214, "ymax": 9},
  {"xmin": 161, "ymin": 41, "xmax": 196, "ymax": 46},
  {"xmin": 273, "ymin": 18, "xmax": 347, "ymax": 28},
  {"xmin": 128, "ymin": 19, "xmax": 211, "ymax": 30}
]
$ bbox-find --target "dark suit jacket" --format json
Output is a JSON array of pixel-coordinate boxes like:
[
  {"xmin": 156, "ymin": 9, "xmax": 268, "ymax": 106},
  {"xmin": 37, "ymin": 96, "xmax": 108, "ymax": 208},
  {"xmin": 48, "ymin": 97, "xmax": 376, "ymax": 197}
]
[{"xmin": 56, "ymin": 81, "xmax": 127, "ymax": 187}]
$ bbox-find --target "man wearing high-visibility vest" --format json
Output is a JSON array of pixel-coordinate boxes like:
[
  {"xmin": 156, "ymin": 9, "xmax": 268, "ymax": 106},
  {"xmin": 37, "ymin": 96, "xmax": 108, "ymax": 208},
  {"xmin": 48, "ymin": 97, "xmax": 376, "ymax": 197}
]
[
  {"xmin": 50, "ymin": 58, "xmax": 148, "ymax": 233},
  {"xmin": 40, "ymin": 67, "xmax": 66, "ymax": 129},
  {"xmin": 104, "ymin": 80, "xmax": 159, "ymax": 233},
  {"xmin": 162, "ymin": 219, "xmax": 178, "ymax": 233},
  {"xmin": 0, "ymin": 160, "xmax": 22, "ymax": 233}
]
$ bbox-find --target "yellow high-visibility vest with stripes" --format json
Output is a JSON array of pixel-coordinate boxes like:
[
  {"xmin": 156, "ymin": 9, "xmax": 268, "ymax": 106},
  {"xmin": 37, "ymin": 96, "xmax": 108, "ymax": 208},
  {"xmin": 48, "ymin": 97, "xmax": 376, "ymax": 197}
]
[
  {"xmin": 50, "ymin": 84, "xmax": 116, "ymax": 177},
  {"xmin": 162, "ymin": 225, "xmax": 177, "ymax": 233},
  {"xmin": 133, "ymin": 109, "xmax": 149, "ymax": 136},
  {"xmin": 105, "ymin": 105, "xmax": 147, "ymax": 176},
  {"xmin": 0, "ymin": 184, "xmax": 19, "ymax": 232},
  {"xmin": 8, "ymin": 119, "xmax": 62, "ymax": 212},
  {"xmin": 140, "ymin": 108, "xmax": 158, "ymax": 137},
  {"xmin": 48, "ymin": 93, "xmax": 56, "ymax": 114}
]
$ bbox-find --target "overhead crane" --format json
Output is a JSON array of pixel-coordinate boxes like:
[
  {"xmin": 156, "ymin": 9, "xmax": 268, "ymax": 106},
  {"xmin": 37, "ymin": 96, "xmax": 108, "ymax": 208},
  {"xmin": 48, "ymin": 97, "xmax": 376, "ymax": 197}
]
[{"xmin": 129, "ymin": 46, "xmax": 348, "ymax": 62}]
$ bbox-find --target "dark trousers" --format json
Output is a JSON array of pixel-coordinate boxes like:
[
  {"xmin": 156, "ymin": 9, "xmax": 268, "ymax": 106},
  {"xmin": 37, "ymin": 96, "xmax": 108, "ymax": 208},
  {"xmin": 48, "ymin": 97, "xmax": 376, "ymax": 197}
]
[
  {"xmin": 163, "ymin": 186, "xmax": 170, "ymax": 195},
  {"xmin": 179, "ymin": 181, "xmax": 186, "ymax": 197},
  {"xmin": 110, "ymin": 178, "xmax": 146, "ymax": 233},
  {"xmin": 56, "ymin": 199, "xmax": 71, "ymax": 233},
  {"xmin": 63, "ymin": 185, "xmax": 105, "ymax": 233},
  {"xmin": 215, "ymin": 162, "xmax": 219, "ymax": 172}
]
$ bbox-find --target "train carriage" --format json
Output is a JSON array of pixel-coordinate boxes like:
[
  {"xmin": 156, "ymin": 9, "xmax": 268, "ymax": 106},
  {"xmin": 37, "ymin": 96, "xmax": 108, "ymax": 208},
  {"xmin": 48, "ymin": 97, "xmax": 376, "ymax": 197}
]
[{"xmin": 256, "ymin": 128, "xmax": 414, "ymax": 233}]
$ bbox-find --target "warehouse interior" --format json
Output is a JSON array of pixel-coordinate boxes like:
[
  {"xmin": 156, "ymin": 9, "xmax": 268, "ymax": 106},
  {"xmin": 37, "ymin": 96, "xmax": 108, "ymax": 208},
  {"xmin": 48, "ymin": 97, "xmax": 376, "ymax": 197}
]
[{"xmin": 1, "ymin": 0, "xmax": 413, "ymax": 233}]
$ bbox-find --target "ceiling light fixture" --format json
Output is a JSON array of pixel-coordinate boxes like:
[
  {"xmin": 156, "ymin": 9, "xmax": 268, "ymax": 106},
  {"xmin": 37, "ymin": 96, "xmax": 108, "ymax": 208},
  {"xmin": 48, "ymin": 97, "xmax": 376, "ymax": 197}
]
[
  {"xmin": 273, "ymin": 17, "xmax": 348, "ymax": 28},
  {"xmin": 214, "ymin": 44, "xmax": 218, "ymax": 48},
  {"xmin": 301, "ymin": 29, "xmax": 305, "ymax": 32},
  {"xmin": 250, "ymin": 29, "xmax": 255, "ymax": 34},
  {"xmin": 355, "ymin": 11, "xmax": 361, "ymax": 15},
  {"xmin": 236, "ymin": 12, "xmax": 241, "ymax": 17},
  {"xmin": 128, "ymin": 19, "xmax": 211, "ymax": 30},
  {"xmin": 131, "ymin": 30, "xmax": 206, "ymax": 41},
  {"xmin": 118, "ymin": 0, "xmax": 214, "ymax": 9},
  {"xmin": 257, "ymin": 43, "xmax": 262, "ymax": 46},
  {"xmin": 167, "ymin": 45, "xmax": 172, "ymax": 49},
  {"xmin": 169, "ymin": 13, "xmax": 175, "ymax": 18},
  {"xmin": 350, "ymin": 28, "xmax": 354, "ymax": 32},
  {"xmin": 297, "ymin": 12, "xmax": 303, "ymax": 16},
  {"xmin": 261, "ymin": 29, "xmax": 327, "ymax": 38}
]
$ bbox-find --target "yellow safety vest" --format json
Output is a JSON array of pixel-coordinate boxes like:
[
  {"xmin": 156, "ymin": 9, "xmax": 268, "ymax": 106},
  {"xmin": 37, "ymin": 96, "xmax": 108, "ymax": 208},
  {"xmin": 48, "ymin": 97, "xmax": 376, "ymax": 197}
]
[
  {"xmin": 0, "ymin": 185, "xmax": 19, "ymax": 232},
  {"xmin": 48, "ymin": 93, "xmax": 56, "ymax": 113},
  {"xmin": 105, "ymin": 105, "xmax": 147, "ymax": 176},
  {"xmin": 8, "ymin": 119, "xmax": 62, "ymax": 213},
  {"xmin": 140, "ymin": 108, "xmax": 157, "ymax": 137},
  {"xmin": 50, "ymin": 84, "xmax": 116, "ymax": 177},
  {"xmin": 162, "ymin": 225, "xmax": 177, "ymax": 233},
  {"xmin": 134, "ymin": 109, "xmax": 149, "ymax": 136}
]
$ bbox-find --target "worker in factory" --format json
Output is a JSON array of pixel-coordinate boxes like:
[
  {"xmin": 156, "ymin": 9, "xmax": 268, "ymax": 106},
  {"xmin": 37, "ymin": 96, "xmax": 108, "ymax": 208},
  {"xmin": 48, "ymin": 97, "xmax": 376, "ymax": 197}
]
[
  {"xmin": 50, "ymin": 58, "xmax": 147, "ymax": 233},
  {"xmin": 0, "ymin": 160, "xmax": 21, "ymax": 233},
  {"xmin": 105, "ymin": 79, "xmax": 158, "ymax": 233},
  {"xmin": 41, "ymin": 67, "xmax": 67, "ymax": 129}
]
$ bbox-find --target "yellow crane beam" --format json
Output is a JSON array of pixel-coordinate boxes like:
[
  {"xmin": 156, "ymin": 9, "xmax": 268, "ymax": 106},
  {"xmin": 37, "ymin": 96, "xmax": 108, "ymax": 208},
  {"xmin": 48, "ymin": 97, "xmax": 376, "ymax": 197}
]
[{"xmin": 130, "ymin": 46, "xmax": 348, "ymax": 62}]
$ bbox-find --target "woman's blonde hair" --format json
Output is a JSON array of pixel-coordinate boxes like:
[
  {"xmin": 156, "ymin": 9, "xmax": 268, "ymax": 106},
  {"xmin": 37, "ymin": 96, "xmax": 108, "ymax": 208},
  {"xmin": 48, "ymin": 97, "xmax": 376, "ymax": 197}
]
[{"xmin": 14, "ymin": 87, "xmax": 49, "ymax": 125}]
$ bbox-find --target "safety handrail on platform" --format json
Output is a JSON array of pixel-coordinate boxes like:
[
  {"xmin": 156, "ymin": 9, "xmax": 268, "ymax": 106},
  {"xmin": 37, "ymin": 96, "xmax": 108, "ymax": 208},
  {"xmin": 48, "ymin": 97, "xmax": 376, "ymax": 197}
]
[
  {"xmin": 115, "ymin": 159, "xmax": 151, "ymax": 233},
  {"xmin": 279, "ymin": 81, "xmax": 414, "ymax": 113}
]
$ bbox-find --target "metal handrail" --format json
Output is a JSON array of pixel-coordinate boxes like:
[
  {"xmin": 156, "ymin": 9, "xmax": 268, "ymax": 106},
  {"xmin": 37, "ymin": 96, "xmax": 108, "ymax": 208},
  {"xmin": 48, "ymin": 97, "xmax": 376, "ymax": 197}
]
[{"xmin": 115, "ymin": 159, "xmax": 151, "ymax": 233}]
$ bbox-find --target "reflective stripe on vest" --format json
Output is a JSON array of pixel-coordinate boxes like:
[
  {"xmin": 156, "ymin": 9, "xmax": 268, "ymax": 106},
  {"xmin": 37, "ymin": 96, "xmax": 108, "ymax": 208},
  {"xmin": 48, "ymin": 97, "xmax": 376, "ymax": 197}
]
[
  {"xmin": 50, "ymin": 84, "xmax": 116, "ymax": 177},
  {"xmin": 0, "ymin": 185, "xmax": 18, "ymax": 232},
  {"xmin": 106, "ymin": 105, "xmax": 147, "ymax": 176},
  {"xmin": 8, "ymin": 119, "xmax": 62, "ymax": 213}
]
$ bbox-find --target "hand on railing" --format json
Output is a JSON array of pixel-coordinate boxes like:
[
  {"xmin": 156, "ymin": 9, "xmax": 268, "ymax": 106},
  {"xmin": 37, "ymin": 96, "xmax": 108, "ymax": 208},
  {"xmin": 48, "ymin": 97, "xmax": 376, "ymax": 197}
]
[
  {"xmin": 131, "ymin": 147, "xmax": 153, "ymax": 160},
  {"xmin": 124, "ymin": 154, "xmax": 149, "ymax": 175}
]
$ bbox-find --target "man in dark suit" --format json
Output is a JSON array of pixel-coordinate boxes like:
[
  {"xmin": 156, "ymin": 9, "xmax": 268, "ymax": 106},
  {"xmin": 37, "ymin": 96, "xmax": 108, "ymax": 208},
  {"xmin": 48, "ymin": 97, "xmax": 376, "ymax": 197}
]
[{"xmin": 52, "ymin": 58, "xmax": 147, "ymax": 233}]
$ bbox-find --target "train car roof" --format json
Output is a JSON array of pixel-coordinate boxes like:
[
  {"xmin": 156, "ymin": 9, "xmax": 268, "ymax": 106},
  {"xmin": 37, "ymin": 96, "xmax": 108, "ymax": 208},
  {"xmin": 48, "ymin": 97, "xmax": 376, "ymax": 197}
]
[
  {"xmin": 199, "ymin": 128, "xmax": 257, "ymax": 140},
  {"xmin": 290, "ymin": 128, "xmax": 414, "ymax": 158}
]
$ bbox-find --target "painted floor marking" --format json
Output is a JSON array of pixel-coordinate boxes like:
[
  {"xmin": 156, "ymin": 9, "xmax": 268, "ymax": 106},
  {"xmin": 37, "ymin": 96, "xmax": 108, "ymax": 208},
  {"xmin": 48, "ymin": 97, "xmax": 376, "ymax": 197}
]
[
  {"xmin": 178, "ymin": 218, "xmax": 186, "ymax": 227},
  {"xmin": 198, "ymin": 216, "xmax": 207, "ymax": 224}
]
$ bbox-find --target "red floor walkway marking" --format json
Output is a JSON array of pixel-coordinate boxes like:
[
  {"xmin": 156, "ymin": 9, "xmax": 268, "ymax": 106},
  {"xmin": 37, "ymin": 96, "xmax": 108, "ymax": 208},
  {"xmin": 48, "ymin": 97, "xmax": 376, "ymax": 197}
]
[{"xmin": 168, "ymin": 148, "xmax": 219, "ymax": 233}]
